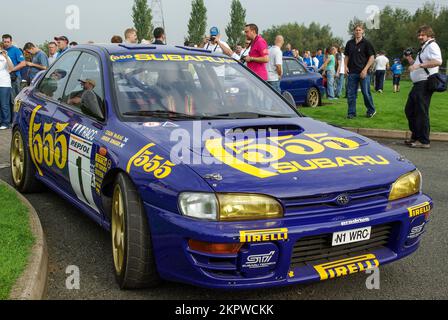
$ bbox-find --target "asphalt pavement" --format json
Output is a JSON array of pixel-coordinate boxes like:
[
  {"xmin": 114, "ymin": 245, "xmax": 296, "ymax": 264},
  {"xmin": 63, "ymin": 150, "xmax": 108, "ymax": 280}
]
[{"xmin": 1, "ymin": 128, "xmax": 447, "ymax": 300}]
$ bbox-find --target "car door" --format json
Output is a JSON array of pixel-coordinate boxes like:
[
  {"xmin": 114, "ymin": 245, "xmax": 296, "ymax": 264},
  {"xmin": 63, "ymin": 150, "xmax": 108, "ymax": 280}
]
[
  {"xmin": 51, "ymin": 51, "xmax": 107, "ymax": 217},
  {"xmin": 23, "ymin": 51, "xmax": 81, "ymax": 181},
  {"xmin": 281, "ymin": 59, "xmax": 309, "ymax": 104}
]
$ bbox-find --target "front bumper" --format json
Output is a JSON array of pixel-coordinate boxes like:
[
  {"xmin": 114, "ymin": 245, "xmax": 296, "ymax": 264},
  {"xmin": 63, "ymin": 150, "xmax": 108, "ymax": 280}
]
[{"xmin": 145, "ymin": 194, "xmax": 432, "ymax": 290}]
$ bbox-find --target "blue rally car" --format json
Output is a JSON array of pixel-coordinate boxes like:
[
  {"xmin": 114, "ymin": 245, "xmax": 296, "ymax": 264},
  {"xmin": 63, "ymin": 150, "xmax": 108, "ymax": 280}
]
[
  {"xmin": 11, "ymin": 44, "xmax": 432, "ymax": 290},
  {"xmin": 281, "ymin": 57, "xmax": 325, "ymax": 107}
]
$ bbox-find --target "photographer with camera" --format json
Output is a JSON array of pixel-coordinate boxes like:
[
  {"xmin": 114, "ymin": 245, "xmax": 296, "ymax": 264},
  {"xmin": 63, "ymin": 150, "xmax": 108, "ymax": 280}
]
[
  {"xmin": 403, "ymin": 25, "xmax": 443, "ymax": 149},
  {"xmin": 201, "ymin": 27, "xmax": 231, "ymax": 54},
  {"xmin": 0, "ymin": 43, "xmax": 14, "ymax": 130}
]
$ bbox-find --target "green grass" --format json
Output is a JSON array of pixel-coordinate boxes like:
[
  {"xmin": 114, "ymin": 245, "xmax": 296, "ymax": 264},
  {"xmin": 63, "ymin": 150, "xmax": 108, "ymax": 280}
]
[
  {"xmin": 0, "ymin": 184, "xmax": 34, "ymax": 300},
  {"xmin": 300, "ymin": 80, "xmax": 448, "ymax": 133}
]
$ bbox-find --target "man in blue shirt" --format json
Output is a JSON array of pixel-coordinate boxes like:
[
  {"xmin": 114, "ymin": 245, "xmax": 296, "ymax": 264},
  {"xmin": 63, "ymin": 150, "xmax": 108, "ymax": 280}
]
[
  {"xmin": 302, "ymin": 51, "xmax": 314, "ymax": 68},
  {"xmin": 390, "ymin": 58, "xmax": 403, "ymax": 93},
  {"xmin": 283, "ymin": 43, "xmax": 294, "ymax": 57},
  {"xmin": 23, "ymin": 43, "xmax": 49, "ymax": 82},
  {"xmin": 316, "ymin": 49, "xmax": 325, "ymax": 69},
  {"xmin": 2, "ymin": 34, "xmax": 26, "ymax": 113}
]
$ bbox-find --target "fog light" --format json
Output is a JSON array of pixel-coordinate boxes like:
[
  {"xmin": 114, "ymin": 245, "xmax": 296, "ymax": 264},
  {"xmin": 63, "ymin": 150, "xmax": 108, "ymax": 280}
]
[{"xmin": 188, "ymin": 240, "xmax": 242, "ymax": 254}]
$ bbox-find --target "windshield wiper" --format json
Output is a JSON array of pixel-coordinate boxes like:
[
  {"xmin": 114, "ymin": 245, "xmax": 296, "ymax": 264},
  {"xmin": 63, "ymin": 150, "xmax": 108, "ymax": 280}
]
[
  {"xmin": 210, "ymin": 112, "xmax": 294, "ymax": 119},
  {"xmin": 122, "ymin": 110, "xmax": 205, "ymax": 119}
]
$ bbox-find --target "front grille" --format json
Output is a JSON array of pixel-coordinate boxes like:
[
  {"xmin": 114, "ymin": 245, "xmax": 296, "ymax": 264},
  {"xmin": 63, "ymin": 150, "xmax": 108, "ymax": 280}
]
[
  {"xmin": 290, "ymin": 224, "xmax": 393, "ymax": 268},
  {"xmin": 281, "ymin": 185, "xmax": 391, "ymax": 217}
]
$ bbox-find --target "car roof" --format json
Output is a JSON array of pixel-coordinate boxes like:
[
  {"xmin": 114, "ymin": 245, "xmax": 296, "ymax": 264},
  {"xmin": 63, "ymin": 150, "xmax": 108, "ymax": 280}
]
[{"xmin": 72, "ymin": 43, "xmax": 226, "ymax": 57}]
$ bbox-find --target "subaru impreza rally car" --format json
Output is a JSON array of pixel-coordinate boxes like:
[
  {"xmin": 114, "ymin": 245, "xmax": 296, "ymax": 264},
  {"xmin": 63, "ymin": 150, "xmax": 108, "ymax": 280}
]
[{"xmin": 11, "ymin": 44, "xmax": 432, "ymax": 290}]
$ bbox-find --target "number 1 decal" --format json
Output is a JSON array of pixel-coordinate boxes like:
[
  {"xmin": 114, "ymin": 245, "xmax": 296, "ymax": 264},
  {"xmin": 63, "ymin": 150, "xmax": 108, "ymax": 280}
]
[{"xmin": 68, "ymin": 134, "xmax": 99, "ymax": 213}]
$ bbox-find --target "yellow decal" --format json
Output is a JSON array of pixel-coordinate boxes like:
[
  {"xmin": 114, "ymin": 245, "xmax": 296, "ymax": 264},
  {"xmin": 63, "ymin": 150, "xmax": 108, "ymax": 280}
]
[
  {"xmin": 288, "ymin": 271, "xmax": 295, "ymax": 278},
  {"xmin": 94, "ymin": 153, "xmax": 111, "ymax": 195},
  {"xmin": 206, "ymin": 138, "xmax": 278, "ymax": 179},
  {"xmin": 239, "ymin": 228, "xmax": 288, "ymax": 243},
  {"xmin": 408, "ymin": 202, "xmax": 431, "ymax": 218},
  {"xmin": 110, "ymin": 54, "xmax": 133, "ymax": 62},
  {"xmin": 29, "ymin": 106, "xmax": 69, "ymax": 175},
  {"xmin": 206, "ymin": 134, "xmax": 389, "ymax": 179},
  {"xmin": 127, "ymin": 143, "xmax": 175, "ymax": 179},
  {"xmin": 111, "ymin": 53, "xmax": 237, "ymax": 64},
  {"xmin": 101, "ymin": 130, "xmax": 128, "ymax": 149},
  {"xmin": 314, "ymin": 254, "xmax": 379, "ymax": 281}
]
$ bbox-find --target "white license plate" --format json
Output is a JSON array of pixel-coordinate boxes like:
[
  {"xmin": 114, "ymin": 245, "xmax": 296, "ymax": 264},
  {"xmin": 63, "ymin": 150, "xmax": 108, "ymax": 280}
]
[{"xmin": 332, "ymin": 227, "xmax": 372, "ymax": 247}]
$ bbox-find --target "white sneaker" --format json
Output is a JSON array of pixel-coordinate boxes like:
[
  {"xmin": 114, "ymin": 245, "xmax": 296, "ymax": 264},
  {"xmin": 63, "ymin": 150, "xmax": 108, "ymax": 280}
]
[{"xmin": 0, "ymin": 126, "xmax": 8, "ymax": 130}]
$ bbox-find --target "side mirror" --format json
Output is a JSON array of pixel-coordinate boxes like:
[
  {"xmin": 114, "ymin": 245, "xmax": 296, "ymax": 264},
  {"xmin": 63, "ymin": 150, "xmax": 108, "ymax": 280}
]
[
  {"xmin": 282, "ymin": 91, "xmax": 296, "ymax": 108},
  {"xmin": 81, "ymin": 90, "xmax": 105, "ymax": 120}
]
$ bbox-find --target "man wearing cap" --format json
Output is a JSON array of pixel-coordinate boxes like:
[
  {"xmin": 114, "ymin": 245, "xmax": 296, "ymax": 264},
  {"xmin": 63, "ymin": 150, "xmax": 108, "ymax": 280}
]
[
  {"xmin": 201, "ymin": 27, "xmax": 231, "ymax": 54},
  {"xmin": 54, "ymin": 36, "xmax": 70, "ymax": 55},
  {"xmin": 68, "ymin": 79, "xmax": 98, "ymax": 106},
  {"xmin": 80, "ymin": 79, "xmax": 102, "ymax": 117}
]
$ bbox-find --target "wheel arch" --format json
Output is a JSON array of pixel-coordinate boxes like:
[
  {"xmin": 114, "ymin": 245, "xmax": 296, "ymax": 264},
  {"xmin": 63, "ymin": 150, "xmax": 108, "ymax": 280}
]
[{"xmin": 101, "ymin": 168, "xmax": 133, "ymax": 220}]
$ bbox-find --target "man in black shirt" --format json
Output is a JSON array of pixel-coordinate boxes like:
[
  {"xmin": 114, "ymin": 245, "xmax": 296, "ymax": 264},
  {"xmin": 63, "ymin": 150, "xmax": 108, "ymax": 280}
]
[
  {"xmin": 344, "ymin": 24, "xmax": 376, "ymax": 119},
  {"xmin": 153, "ymin": 28, "xmax": 166, "ymax": 45}
]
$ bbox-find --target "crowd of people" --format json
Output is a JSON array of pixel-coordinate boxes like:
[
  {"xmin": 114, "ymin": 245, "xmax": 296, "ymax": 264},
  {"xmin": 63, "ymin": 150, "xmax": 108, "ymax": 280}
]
[{"xmin": 0, "ymin": 23, "xmax": 443, "ymax": 149}]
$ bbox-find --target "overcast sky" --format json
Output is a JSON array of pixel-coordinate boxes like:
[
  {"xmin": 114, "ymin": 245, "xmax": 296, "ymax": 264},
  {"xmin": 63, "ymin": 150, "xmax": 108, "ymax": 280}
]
[{"xmin": 1, "ymin": 0, "xmax": 447, "ymax": 48}]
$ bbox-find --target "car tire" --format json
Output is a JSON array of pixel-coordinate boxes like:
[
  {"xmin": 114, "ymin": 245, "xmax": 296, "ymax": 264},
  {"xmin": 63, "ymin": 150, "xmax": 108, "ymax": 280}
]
[
  {"xmin": 306, "ymin": 87, "xmax": 321, "ymax": 108},
  {"xmin": 112, "ymin": 173, "xmax": 161, "ymax": 289},
  {"xmin": 10, "ymin": 128, "xmax": 42, "ymax": 193}
]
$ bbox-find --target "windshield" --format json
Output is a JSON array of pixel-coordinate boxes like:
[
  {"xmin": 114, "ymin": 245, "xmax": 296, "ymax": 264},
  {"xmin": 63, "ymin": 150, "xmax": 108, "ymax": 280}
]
[{"xmin": 110, "ymin": 53, "xmax": 298, "ymax": 120}]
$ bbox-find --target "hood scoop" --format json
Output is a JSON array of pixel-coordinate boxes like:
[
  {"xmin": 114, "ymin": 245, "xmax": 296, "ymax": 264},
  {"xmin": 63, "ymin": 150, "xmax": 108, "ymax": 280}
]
[{"xmin": 223, "ymin": 124, "xmax": 303, "ymax": 137}]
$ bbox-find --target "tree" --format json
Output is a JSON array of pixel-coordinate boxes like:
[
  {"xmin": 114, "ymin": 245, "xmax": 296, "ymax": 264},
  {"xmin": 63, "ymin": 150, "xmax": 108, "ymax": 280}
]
[
  {"xmin": 132, "ymin": 0, "xmax": 153, "ymax": 42},
  {"xmin": 186, "ymin": 0, "xmax": 207, "ymax": 46},
  {"xmin": 348, "ymin": 2, "xmax": 447, "ymax": 66},
  {"xmin": 225, "ymin": 0, "xmax": 246, "ymax": 48},
  {"xmin": 39, "ymin": 41, "xmax": 50, "ymax": 56},
  {"xmin": 263, "ymin": 22, "xmax": 343, "ymax": 52}
]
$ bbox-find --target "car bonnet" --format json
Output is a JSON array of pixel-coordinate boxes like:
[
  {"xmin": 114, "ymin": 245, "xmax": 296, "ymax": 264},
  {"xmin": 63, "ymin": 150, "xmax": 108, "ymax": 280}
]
[{"xmin": 125, "ymin": 117, "xmax": 416, "ymax": 199}]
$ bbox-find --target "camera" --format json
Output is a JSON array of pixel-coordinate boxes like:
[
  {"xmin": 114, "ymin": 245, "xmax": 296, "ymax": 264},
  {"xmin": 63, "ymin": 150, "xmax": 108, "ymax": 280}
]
[
  {"xmin": 210, "ymin": 36, "xmax": 216, "ymax": 42},
  {"xmin": 403, "ymin": 48, "xmax": 414, "ymax": 57}
]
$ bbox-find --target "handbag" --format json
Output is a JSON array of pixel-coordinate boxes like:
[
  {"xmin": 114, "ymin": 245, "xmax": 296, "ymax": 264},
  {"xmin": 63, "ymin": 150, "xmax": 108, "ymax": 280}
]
[{"xmin": 417, "ymin": 40, "xmax": 447, "ymax": 93}]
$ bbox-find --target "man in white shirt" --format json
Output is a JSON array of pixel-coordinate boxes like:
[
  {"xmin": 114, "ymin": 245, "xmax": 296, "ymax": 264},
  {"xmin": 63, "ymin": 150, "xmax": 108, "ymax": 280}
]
[
  {"xmin": 47, "ymin": 42, "xmax": 58, "ymax": 65},
  {"xmin": 266, "ymin": 36, "xmax": 284, "ymax": 92},
  {"xmin": 0, "ymin": 47, "xmax": 14, "ymax": 129},
  {"xmin": 336, "ymin": 47, "xmax": 346, "ymax": 98},
  {"xmin": 374, "ymin": 52, "xmax": 389, "ymax": 93},
  {"xmin": 404, "ymin": 25, "xmax": 442, "ymax": 149}
]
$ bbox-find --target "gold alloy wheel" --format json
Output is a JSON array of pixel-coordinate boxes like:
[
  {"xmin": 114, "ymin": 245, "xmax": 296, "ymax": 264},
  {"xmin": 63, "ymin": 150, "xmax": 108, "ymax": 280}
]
[
  {"xmin": 112, "ymin": 184, "xmax": 125, "ymax": 274},
  {"xmin": 308, "ymin": 89, "xmax": 319, "ymax": 107},
  {"xmin": 11, "ymin": 131, "xmax": 25, "ymax": 186}
]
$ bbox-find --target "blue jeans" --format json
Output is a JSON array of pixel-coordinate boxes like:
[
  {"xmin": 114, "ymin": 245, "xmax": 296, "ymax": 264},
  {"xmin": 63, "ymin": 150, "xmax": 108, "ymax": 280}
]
[
  {"xmin": 375, "ymin": 70, "xmax": 386, "ymax": 91},
  {"xmin": 326, "ymin": 70, "xmax": 335, "ymax": 98},
  {"xmin": 268, "ymin": 81, "xmax": 281, "ymax": 93},
  {"xmin": 0, "ymin": 87, "xmax": 11, "ymax": 127},
  {"xmin": 347, "ymin": 73, "xmax": 376, "ymax": 116},
  {"xmin": 336, "ymin": 73, "xmax": 345, "ymax": 98}
]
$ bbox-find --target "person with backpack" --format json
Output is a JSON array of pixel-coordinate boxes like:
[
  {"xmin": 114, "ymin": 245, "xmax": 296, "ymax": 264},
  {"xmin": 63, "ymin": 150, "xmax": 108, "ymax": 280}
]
[{"xmin": 403, "ymin": 25, "xmax": 443, "ymax": 149}]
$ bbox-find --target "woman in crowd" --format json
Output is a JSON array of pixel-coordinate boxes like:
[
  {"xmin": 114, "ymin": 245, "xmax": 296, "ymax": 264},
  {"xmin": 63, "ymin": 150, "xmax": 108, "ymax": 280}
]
[{"xmin": 319, "ymin": 47, "xmax": 337, "ymax": 99}]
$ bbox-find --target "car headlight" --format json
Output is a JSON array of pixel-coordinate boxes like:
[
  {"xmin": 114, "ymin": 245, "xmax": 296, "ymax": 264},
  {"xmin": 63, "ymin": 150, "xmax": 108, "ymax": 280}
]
[
  {"xmin": 217, "ymin": 194, "xmax": 283, "ymax": 221},
  {"xmin": 178, "ymin": 193, "xmax": 218, "ymax": 220},
  {"xmin": 389, "ymin": 170, "xmax": 422, "ymax": 201},
  {"xmin": 178, "ymin": 193, "xmax": 284, "ymax": 221}
]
